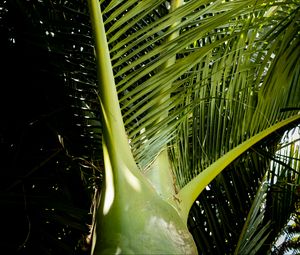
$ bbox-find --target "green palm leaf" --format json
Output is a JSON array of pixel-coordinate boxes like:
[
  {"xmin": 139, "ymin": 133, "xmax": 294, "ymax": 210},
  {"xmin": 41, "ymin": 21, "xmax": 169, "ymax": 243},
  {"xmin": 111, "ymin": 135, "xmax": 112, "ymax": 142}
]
[{"xmin": 87, "ymin": 0, "xmax": 300, "ymax": 252}]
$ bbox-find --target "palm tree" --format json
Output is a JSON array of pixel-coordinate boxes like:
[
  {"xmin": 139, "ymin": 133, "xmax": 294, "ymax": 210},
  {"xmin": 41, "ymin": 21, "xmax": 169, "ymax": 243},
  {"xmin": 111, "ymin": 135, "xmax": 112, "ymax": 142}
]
[{"xmin": 1, "ymin": 0, "xmax": 300, "ymax": 254}]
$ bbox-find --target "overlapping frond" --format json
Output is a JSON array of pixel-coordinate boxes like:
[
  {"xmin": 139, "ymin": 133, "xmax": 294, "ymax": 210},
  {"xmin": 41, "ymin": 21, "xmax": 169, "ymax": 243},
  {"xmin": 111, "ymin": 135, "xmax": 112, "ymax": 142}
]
[
  {"xmin": 170, "ymin": 1, "xmax": 300, "ymax": 187},
  {"xmin": 186, "ymin": 128, "xmax": 300, "ymax": 254},
  {"xmin": 93, "ymin": 0, "xmax": 300, "ymax": 172},
  {"xmin": 235, "ymin": 130, "xmax": 300, "ymax": 254},
  {"xmin": 187, "ymin": 140, "xmax": 276, "ymax": 254}
]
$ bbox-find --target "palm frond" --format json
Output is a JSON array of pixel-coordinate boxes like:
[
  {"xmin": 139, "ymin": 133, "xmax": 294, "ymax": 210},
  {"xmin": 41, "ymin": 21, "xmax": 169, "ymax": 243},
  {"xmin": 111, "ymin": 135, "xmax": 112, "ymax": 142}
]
[
  {"xmin": 235, "ymin": 181, "xmax": 271, "ymax": 255},
  {"xmin": 237, "ymin": 133, "xmax": 300, "ymax": 253},
  {"xmin": 187, "ymin": 142, "xmax": 273, "ymax": 254},
  {"xmin": 86, "ymin": 0, "xmax": 300, "ymax": 174},
  {"xmin": 96, "ymin": 0, "xmax": 287, "ymax": 170},
  {"xmin": 171, "ymin": 3, "xmax": 300, "ymax": 187},
  {"xmin": 187, "ymin": 127, "xmax": 300, "ymax": 254}
]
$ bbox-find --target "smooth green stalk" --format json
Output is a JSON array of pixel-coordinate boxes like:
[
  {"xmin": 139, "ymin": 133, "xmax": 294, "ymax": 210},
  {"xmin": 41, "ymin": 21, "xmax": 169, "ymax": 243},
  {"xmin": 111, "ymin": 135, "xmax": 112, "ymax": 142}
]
[
  {"xmin": 155, "ymin": 0, "xmax": 184, "ymax": 109},
  {"xmin": 145, "ymin": 0, "xmax": 184, "ymax": 202},
  {"xmin": 88, "ymin": 1, "xmax": 197, "ymax": 253},
  {"xmin": 174, "ymin": 114, "xmax": 300, "ymax": 222},
  {"xmin": 87, "ymin": 0, "xmax": 136, "ymax": 167},
  {"xmin": 145, "ymin": 150, "xmax": 176, "ymax": 199}
]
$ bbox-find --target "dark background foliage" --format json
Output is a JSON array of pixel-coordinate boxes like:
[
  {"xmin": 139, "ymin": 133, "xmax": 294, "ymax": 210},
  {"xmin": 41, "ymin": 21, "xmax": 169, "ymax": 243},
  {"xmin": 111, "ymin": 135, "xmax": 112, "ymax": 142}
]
[{"xmin": 0, "ymin": 1, "xmax": 101, "ymax": 254}]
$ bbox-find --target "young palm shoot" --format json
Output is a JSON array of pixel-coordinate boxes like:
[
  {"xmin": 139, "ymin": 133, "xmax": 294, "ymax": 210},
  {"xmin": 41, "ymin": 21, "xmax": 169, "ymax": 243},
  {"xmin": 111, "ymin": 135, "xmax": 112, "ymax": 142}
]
[
  {"xmin": 144, "ymin": 0, "xmax": 184, "ymax": 204},
  {"xmin": 87, "ymin": 0, "xmax": 197, "ymax": 253}
]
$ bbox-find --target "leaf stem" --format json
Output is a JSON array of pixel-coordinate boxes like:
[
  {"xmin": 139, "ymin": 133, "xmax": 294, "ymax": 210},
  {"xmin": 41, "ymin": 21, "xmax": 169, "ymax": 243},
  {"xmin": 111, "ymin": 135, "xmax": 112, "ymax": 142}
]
[
  {"xmin": 175, "ymin": 114, "xmax": 300, "ymax": 222},
  {"xmin": 145, "ymin": 0, "xmax": 184, "ymax": 202},
  {"xmin": 87, "ymin": 0, "xmax": 138, "ymax": 173}
]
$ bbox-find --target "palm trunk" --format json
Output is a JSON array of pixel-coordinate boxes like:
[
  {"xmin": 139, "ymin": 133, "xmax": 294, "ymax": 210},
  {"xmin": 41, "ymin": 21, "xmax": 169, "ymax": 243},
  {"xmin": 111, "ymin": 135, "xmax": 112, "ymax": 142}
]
[{"xmin": 87, "ymin": 0, "xmax": 197, "ymax": 253}]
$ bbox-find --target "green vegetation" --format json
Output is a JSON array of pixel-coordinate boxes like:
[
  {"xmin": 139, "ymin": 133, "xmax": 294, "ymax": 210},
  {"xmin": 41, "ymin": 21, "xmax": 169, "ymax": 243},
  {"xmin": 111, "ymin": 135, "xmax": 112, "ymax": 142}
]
[{"xmin": 1, "ymin": 0, "xmax": 300, "ymax": 254}]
